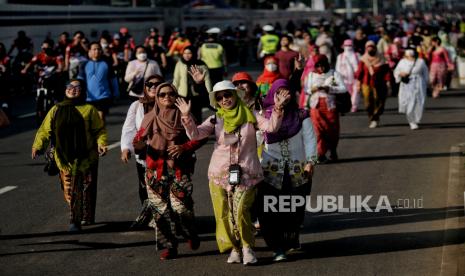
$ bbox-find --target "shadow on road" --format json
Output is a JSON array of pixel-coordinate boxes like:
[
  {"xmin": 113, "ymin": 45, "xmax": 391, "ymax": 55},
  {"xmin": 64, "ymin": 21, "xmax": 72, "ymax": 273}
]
[
  {"xmin": 381, "ymin": 122, "xmax": 465, "ymax": 129},
  {"xmin": 291, "ymin": 227, "xmax": 465, "ymax": 261},
  {"xmin": 334, "ymin": 151, "xmax": 462, "ymax": 163},
  {"xmin": 340, "ymin": 134, "xmax": 404, "ymax": 139},
  {"xmin": 304, "ymin": 206, "xmax": 464, "ymax": 234},
  {"xmin": 1, "ymin": 207, "xmax": 463, "ymax": 259}
]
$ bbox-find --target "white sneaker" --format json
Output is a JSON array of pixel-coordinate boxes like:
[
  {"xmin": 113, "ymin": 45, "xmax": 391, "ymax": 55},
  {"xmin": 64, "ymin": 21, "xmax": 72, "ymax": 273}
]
[
  {"xmin": 409, "ymin": 123, "xmax": 419, "ymax": 130},
  {"xmin": 369, "ymin": 121, "xmax": 378, "ymax": 128},
  {"xmin": 227, "ymin": 249, "xmax": 241, "ymax": 264},
  {"xmin": 242, "ymin": 247, "xmax": 257, "ymax": 265}
]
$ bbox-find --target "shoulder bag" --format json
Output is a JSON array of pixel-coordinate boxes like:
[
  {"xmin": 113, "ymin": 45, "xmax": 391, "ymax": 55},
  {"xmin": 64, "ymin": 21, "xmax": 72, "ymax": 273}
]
[
  {"xmin": 401, "ymin": 59, "xmax": 417, "ymax": 84},
  {"xmin": 127, "ymin": 62, "xmax": 149, "ymax": 96}
]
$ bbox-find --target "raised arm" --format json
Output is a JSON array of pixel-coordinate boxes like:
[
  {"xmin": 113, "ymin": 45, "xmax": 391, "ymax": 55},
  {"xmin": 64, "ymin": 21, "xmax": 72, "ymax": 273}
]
[
  {"xmin": 255, "ymin": 110, "xmax": 283, "ymax": 133},
  {"xmin": 255, "ymin": 90, "xmax": 289, "ymax": 132},
  {"xmin": 176, "ymin": 97, "xmax": 215, "ymax": 140}
]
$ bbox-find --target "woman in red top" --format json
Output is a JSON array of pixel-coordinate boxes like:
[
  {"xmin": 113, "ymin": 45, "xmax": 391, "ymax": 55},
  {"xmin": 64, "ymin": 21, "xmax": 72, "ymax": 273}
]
[
  {"xmin": 134, "ymin": 82, "xmax": 205, "ymax": 260},
  {"xmin": 428, "ymin": 37, "xmax": 453, "ymax": 98},
  {"xmin": 256, "ymin": 56, "xmax": 282, "ymax": 97},
  {"xmin": 355, "ymin": 41, "xmax": 391, "ymax": 128}
]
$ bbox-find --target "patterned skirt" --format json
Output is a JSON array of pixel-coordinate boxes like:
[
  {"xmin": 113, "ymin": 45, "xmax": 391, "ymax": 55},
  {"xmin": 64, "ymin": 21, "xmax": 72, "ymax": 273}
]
[{"xmin": 145, "ymin": 166, "xmax": 197, "ymax": 250}]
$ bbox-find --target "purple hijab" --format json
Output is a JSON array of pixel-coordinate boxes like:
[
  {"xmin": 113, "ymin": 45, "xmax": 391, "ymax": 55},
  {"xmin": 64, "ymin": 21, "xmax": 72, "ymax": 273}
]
[{"xmin": 263, "ymin": 79, "xmax": 308, "ymax": 144}]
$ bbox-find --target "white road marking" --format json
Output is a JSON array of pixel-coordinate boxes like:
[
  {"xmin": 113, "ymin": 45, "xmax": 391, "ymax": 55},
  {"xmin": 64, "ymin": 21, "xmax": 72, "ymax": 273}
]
[
  {"xmin": 108, "ymin": 142, "xmax": 121, "ymax": 151},
  {"xmin": 17, "ymin": 112, "xmax": 36, "ymax": 119},
  {"xmin": 0, "ymin": 186, "xmax": 18, "ymax": 195}
]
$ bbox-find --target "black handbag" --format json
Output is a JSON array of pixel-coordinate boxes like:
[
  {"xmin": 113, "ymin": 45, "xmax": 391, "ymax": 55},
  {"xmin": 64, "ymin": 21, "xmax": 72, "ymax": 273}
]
[
  {"xmin": 335, "ymin": 92, "xmax": 352, "ymax": 114},
  {"xmin": 43, "ymin": 112, "xmax": 59, "ymax": 176},
  {"xmin": 400, "ymin": 76, "xmax": 410, "ymax": 83},
  {"xmin": 401, "ymin": 58, "xmax": 417, "ymax": 84},
  {"xmin": 127, "ymin": 63, "xmax": 149, "ymax": 96},
  {"xmin": 44, "ymin": 146, "xmax": 59, "ymax": 176}
]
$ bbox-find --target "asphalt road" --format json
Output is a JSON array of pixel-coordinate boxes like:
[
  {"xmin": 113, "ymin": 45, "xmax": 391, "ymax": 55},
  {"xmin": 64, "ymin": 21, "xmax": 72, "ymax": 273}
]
[{"xmin": 1, "ymin": 78, "xmax": 464, "ymax": 275}]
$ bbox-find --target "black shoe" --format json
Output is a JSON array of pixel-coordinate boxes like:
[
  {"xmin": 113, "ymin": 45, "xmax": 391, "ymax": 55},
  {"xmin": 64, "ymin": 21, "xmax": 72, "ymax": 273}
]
[
  {"xmin": 69, "ymin": 223, "xmax": 81, "ymax": 233},
  {"xmin": 317, "ymin": 156, "xmax": 328, "ymax": 164},
  {"xmin": 329, "ymin": 150, "xmax": 338, "ymax": 163},
  {"xmin": 188, "ymin": 236, "xmax": 200, "ymax": 250}
]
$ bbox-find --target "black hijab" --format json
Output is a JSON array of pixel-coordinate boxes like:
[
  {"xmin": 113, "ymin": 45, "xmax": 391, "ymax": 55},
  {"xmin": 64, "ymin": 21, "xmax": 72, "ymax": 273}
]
[
  {"xmin": 180, "ymin": 46, "xmax": 205, "ymax": 67},
  {"xmin": 54, "ymin": 79, "xmax": 88, "ymax": 165}
]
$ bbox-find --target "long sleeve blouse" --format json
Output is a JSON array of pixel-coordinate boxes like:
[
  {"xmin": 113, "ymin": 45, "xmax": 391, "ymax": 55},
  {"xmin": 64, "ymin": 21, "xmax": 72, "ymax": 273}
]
[
  {"xmin": 355, "ymin": 61, "xmax": 391, "ymax": 87},
  {"xmin": 120, "ymin": 100, "xmax": 145, "ymax": 164},
  {"xmin": 182, "ymin": 110, "xmax": 283, "ymax": 191},
  {"xmin": 172, "ymin": 62, "xmax": 212, "ymax": 98},
  {"xmin": 304, "ymin": 70, "xmax": 347, "ymax": 110},
  {"xmin": 32, "ymin": 104, "xmax": 107, "ymax": 174},
  {"xmin": 261, "ymin": 117, "xmax": 317, "ymax": 190},
  {"xmin": 132, "ymin": 127, "xmax": 206, "ymax": 181},
  {"xmin": 124, "ymin": 59, "xmax": 162, "ymax": 97}
]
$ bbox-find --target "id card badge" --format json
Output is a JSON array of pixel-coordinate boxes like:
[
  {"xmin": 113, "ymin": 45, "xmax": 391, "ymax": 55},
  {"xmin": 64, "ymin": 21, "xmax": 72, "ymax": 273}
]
[{"xmin": 228, "ymin": 164, "xmax": 242, "ymax": 186}]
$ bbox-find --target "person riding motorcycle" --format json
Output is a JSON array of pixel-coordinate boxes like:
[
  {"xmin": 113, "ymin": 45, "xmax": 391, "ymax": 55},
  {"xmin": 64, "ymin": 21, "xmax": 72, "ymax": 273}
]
[{"xmin": 22, "ymin": 41, "xmax": 63, "ymax": 123}]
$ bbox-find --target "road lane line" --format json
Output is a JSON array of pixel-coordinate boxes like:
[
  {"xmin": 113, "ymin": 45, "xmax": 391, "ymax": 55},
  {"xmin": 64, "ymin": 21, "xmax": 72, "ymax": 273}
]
[
  {"xmin": 108, "ymin": 142, "xmax": 121, "ymax": 151},
  {"xmin": 0, "ymin": 186, "xmax": 18, "ymax": 195},
  {"xmin": 17, "ymin": 112, "xmax": 36, "ymax": 119}
]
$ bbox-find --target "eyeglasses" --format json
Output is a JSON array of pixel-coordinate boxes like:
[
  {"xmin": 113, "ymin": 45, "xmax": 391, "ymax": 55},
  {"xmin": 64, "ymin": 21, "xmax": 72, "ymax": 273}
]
[
  {"xmin": 66, "ymin": 84, "xmax": 81, "ymax": 90},
  {"xmin": 158, "ymin": 92, "xmax": 177, "ymax": 98},
  {"xmin": 145, "ymin": 81, "xmax": 161, "ymax": 88},
  {"xmin": 215, "ymin": 91, "xmax": 233, "ymax": 102}
]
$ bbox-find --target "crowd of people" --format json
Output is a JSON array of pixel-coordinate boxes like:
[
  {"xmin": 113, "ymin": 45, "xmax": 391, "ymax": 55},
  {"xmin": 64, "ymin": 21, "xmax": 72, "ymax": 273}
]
[{"xmin": 19, "ymin": 10, "xmax": 465, "ymax": 264}]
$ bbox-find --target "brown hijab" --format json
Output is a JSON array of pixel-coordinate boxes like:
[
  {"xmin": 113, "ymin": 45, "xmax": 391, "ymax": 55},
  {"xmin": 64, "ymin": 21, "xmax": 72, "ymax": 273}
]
[
  {"xmin": 360, "ymin": 40, "xmax": 384, "ymax": 75},
  {"xmin": 140, "ymin": 82, "xmax": 185, "ymax": 152}
]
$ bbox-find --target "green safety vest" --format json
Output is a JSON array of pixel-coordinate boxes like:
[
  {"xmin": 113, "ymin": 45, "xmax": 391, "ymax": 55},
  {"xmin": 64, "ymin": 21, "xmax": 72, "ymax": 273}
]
[
  {"xmin": 200, "ymin": 43, "xmax": 224, "ymax": 69},
  {"xmin": 260, "ymin": 34, "xmax": 279, "ymax": 54}
]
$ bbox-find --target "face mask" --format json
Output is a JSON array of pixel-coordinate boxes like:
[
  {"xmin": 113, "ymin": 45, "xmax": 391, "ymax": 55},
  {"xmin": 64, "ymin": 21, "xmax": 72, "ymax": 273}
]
[
  {"xmin": 101, "ymin": 43, "xmax": 108, "ymax": 49},
  {"xmin": 266, "ymin": 63, "xmax": 278, "ymax": 72},
  {"xmin": 405, "ymin": 49, "xmax": 416, "ymax": 58},
  {"xmin": 136, "ymin": 53, "xmax": 147, "ymax": 61},
  {"xmin": 344, "ymin": 46, "xmax": 353, "ymax": 52},
  {"xmin": 43, "ymin": 48, "xmax": 53, "ymax": 56},
  {"xmin": 368, "ymin": 50, "xmax": 376, "ymax": 56}
]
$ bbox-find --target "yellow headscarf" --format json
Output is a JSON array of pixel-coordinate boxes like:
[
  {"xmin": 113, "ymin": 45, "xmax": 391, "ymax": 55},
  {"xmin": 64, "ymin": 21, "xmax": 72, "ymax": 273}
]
[{"xmin": 216, "ymin": 91, "xmax": 256, "ymax": 133}]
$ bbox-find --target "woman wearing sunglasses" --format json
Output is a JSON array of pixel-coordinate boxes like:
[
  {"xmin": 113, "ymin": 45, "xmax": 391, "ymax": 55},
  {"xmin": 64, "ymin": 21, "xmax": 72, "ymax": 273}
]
[
  {"xmin": 176, "ymin": 80, "xmax": 289, "ymax": 265},
  {"xmin": 120, "ymin": 75, "xmax": 165, "ymax": 227},
  {"xmin": 134, "ymin": 82, "xmax": 206, "ymax": 260},
  {"xmin": 32, "ymin": 79, "xmax": 108, "ymax": 232}
]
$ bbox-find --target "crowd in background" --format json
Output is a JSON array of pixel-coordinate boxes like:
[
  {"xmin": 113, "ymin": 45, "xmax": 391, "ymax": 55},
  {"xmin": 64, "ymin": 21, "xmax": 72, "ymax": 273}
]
[{"xmin": 0, "ymin": 12, "xmax": 464, "ymax": 121}]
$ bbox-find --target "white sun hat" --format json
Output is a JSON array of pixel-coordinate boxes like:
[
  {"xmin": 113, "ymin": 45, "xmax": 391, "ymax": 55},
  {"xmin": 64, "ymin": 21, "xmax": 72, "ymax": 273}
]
[
  {"xmin": 209, "ymin": 80, "xmax": 237, "ymax": 108},
  {"xmin": 206, "ymin": 27, "xmax": 221, "ymax": 34},
  {"xmin": 262, "ymin": 25, "xmax": 274, "ymax": 32}
]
